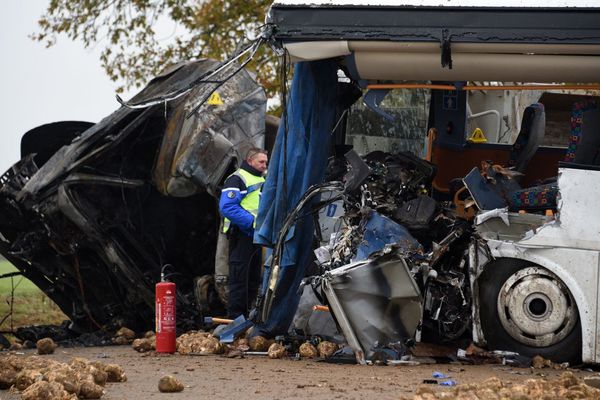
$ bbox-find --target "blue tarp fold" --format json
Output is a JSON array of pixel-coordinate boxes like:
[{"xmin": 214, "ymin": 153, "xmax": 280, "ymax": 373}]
[{"xmin": 253, "ymin": 60, "xmax": 338, "ymax": 335}]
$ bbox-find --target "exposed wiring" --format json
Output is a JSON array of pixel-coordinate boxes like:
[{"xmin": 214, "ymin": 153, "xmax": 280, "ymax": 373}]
[
  {"xmin": 72, "ymin": 256, "xmax": 103, "ymax": 330},
  {"xmin": 259, "ymin": 182, "xmax": 345, "ymax": 322},
  {"xmin": 116, "ymin": 35, "xmax": 265, "ymax": 110},
  {"xmin": 498, "ymin": 125, "xmax": 512, "ymax": 144},
  {"xmin": 184, "ymin": 39, "xmax": 264, "ymax": 119},
  {"xmin": 160, "ymin": 263, "xmax": 176, "ymax": 282},
  {"xmin": 161, "ymin": 263, "xmax": 174, "ymax": 275},
  {"xmin": 331, "ymin": 109, "xmax": 349, "ymax": 135}
]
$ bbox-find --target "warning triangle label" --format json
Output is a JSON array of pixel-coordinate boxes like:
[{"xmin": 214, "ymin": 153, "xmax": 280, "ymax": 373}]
[
  {"xmin": 468, "ymin": 128, "xmax": 487, "ymax": 143},
  {"xmin": 207, "ymin": 92, "xmax": 224, "ymax": 105}
]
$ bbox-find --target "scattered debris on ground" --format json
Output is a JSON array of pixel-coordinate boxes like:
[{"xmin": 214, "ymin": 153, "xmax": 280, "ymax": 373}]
[
  {"xmin": 233, "ymin": 338, "xmax": 250, "ymax": 352},
  {"xmin": 176, "ymin": 331, "xmax": 225, "ymax": 355},
  {"xmin": 404, "ymin": 372, "xmax": 600, "ymax": 400},
  {"xmin": 21, "ymin": 381, "xmax": 74, "ymax": 400},
  {"xmin": 299, "ymin": 342, "xmax": 318, "ymax": 358},
  {"xmin": 12, "ymin": 324, "xmax": 113, "ymax": 348},
  {"xmin": 249, "ymin": 336, "xmax": 270, "ymax": 352},
  {"xmin": 36, "ymin": 338, "xmax": 57, "ymax": 355},
  {"xmin": 112, "ymin": 328, "xmax": 135, "ymax": 346},
  {"xmin": 0, "ymin": 353, "xmax": 126, "ymax": 399},
  {"xmin": 317, "ymin": 341, "xmax": 338, "ymax": 358},
  {"xmin": 10, "ymin": 342, "xmax": 24, "ymax": 351},
  {"xmin": 132, "ymin": 338, "xmax": 155, "ymax": 353},
  {"xmin": 531, "ymin": 355, "xmax": 569, "ymax": 369},
  {"xmin": 131, "ymin": 331, "xmax": 156, "ymax": 353},
  {"xmin": 104, "ymin": 364, "xmax": 127, "ymax": 383},
  {"xmin": 158, "ymin": 375, "xmax": 184, "ymax": 393},
  {"xmin": 268, "ymin": 343, "xmax": 287, "ymax": 359}
]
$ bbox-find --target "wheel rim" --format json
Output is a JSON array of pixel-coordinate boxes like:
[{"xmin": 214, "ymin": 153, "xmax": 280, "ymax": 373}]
[{"xmin": 497, "ymin": 266, "xmax": 577, "ymax": 347}]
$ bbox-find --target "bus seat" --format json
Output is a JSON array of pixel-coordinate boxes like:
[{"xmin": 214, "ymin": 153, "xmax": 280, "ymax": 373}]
[
  {"xmin": 507, "ymin": 103, "xmax": 545, "ymax": 174},
  {"xmin": 564, "ymin": 99, "xmax": 600, "ymax": 165}
]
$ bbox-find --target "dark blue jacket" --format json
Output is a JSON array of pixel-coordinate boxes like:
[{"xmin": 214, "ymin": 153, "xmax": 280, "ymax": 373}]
[{"xmin": 219, "ymin": 161, "xmax": 263, "ymax": 236}]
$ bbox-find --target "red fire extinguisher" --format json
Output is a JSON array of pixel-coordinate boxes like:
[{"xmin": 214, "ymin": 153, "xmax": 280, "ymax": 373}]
[{"xmin": 156, "ymin": 266, "xmax": 176, "ymax": 353}]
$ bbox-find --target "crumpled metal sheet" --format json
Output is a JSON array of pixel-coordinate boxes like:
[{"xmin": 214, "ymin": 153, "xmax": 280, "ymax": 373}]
[
  {"xmin": 153, "ymin": 62, "xmax": 266, "ymax": 197},
  {"xmin": 322, "ymin": 254, "xmax": 422, "ymax": 364}
]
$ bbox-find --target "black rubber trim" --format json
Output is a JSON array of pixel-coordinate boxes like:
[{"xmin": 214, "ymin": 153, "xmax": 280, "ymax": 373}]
[
  {"xmin": 558, "ymin": 161, "xmax": 600, "ymax": 171},
  {"xmin": 268, "ymin": 6, "xmax": 600, "ymax": 44}
]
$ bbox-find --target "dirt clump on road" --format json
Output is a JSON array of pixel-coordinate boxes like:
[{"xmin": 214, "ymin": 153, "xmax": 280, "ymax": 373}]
[
  {"xmin": 267, "ymin": 342, "xmax": 286, "ymax": 359},
  {"xmin": 299, "ymin": 342, "xmax": 318, "ymax": 358},
  {"xmin": 248, "ymin": 335, "xmax": 269, "ymax": 351},
  {"xmin": 131, "ymin": 338, "xmax": 154, "ymax": 353},
  {"xmin": 104, "ymin": 364, "xmax": 127, "ymax": 383},
  {"xmin": 405, "ymin": 371, "xmax": 600, "ymax": 400},
  {"xmin": 317, "ymin": 341, "xmax": 338, "ymax": 358},
  {"xmin": 21, "ymin": 380, "xmax": 74, "ymax": 400},
  {"xmin": 158, "ymin": 375, "xmax": 184, "ymax": 393},
  {"xmin": 36, "ymin": 338, "xmax": 57, "ymax": 355},
  {"xmin": 0, "ymin": 353, "xmax": 126, "ymax": 399},
  {"xmin": 112, "ymin": 327, "xmax": 135, "ymax": 346}
]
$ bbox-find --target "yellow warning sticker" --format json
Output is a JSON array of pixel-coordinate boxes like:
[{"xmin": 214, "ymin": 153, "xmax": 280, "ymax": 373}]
[
  {"xmin": 207, "ymin": 92, "xmax": 224, "ymax": 105},
  {"xmin": 467, "ymin": 128, "xmax": 487, "ymax": 143}
]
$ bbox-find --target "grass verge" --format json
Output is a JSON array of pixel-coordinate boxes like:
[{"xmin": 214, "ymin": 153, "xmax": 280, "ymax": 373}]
[{"xmin": 0, "ymin": 261, "xmax": 68, "ymax": 332}]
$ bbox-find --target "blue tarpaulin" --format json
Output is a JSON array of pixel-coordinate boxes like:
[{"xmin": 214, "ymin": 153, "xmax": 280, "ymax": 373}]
[{"xmin": 253, "ymin": 60, "xmax": 338, "ymax": 335}]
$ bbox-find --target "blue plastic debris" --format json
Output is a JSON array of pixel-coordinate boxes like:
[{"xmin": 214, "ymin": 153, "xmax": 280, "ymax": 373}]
[
  {"xmin": 439, "ymin": 380, "xmax": 457, "ymax": 386},
  {"xmin": 214, "ymin": 315, "xmax": 253, "ymax": 343},
  {"xmin": 354, "ymin": 211, "xmax": 421, "ymax": 261},
  {"xmin": 432, "ymin": 371, "xmax": 448, "ymax": 379}
]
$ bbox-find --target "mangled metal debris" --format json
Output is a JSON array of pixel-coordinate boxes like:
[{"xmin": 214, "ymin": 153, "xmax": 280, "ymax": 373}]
[
  {"xmin": 263, "ymin": 150, "xmax": 472, "ymax": 364},
  {"xmin": 264, "ymin": 142, "xmax": 593, "ymax": 365}
]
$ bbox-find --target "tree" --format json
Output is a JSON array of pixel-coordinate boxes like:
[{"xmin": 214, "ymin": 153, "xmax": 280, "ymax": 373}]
[{"xmin": 34, "ymin": 0, "xmax": 279, "ymax": 96}]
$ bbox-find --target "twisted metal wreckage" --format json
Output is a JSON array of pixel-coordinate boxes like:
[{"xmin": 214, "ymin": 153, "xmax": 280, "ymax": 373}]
[
  {"xmin": 0, "ymin": 57, "xmax": 268, "ymax": 333},
  {"xmin": 2, "ymin": 0, "xmax": 600, "ymax": 366}
]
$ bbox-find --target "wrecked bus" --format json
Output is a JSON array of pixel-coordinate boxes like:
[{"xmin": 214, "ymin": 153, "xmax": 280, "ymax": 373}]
[{"xmin": 253, "ymin": 0, "xmax": 600, "ymax": 365}]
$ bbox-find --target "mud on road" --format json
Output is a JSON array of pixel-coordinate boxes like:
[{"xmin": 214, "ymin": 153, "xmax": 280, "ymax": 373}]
[{"xmin": 1, "ymin": 346, "xmax": 598, "ymax": 400}]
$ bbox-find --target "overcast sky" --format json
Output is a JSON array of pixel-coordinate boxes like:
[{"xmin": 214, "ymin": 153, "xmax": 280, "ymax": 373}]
[{"xmin": 0, "ymin": 1, "xmax": 121, "ymax": 172}]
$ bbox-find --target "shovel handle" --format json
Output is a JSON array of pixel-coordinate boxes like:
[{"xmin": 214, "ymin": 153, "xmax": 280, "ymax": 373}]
[{"xmin": 206, "ymin": 317, "xmax": 234, "ymax": 324}]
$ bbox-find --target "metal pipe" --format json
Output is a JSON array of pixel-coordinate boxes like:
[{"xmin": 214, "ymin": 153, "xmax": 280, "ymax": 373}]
[
  {"xmin": 367, "ymin": 83, "xmax": 600, "ymax": 91},
  {"xmin": 0, "ymin": 271, "xmax": 22, "ymax": 280},
  {"xmin": 467, "ymin": 109, "xmax": 502, "ymax": 143}
]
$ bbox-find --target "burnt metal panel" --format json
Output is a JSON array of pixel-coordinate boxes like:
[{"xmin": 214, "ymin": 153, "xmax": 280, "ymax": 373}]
[{"xmin": 0, "ymin": 59, "xmax": 266, "ymax": 332}]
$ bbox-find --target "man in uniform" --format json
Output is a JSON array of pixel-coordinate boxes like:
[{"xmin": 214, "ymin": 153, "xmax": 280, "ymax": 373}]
[{"xmin": 219, "ymin": 148, "xmax": 268, "ymax": 318}]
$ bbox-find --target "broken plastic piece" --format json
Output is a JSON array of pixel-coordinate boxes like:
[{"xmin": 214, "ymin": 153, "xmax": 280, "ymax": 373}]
[
  {"xmin": 363, "ymin": 89, "xmax": 395, "ymax": 121},
  {"xmin": 215, "ymin": 315, "xmax": 253, "ymax": 343},
  {"xmin": 387, "ymin": 360, "xmax": 420, "ymax": 366},
  {"xmin": 343, "ymin": 150, "xmax": 371, "ymax": 192},
  {"xmin": 432, "ymin": 371, "xmax": 448, "ymax": 379},
  {"xmin": 314, "ymin": 246, "xmax": 332, "ymax": 265},
  {"xmin": 475, "ymin": 207, "xmax": 510, "ymax": 226},
  {"xmin": 468, "ymin": 128, "xmax": 487, "ymax": 143},
  {"xmin": 440, "ymin": 380, "xmax": 457, "ymax": 386}
]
